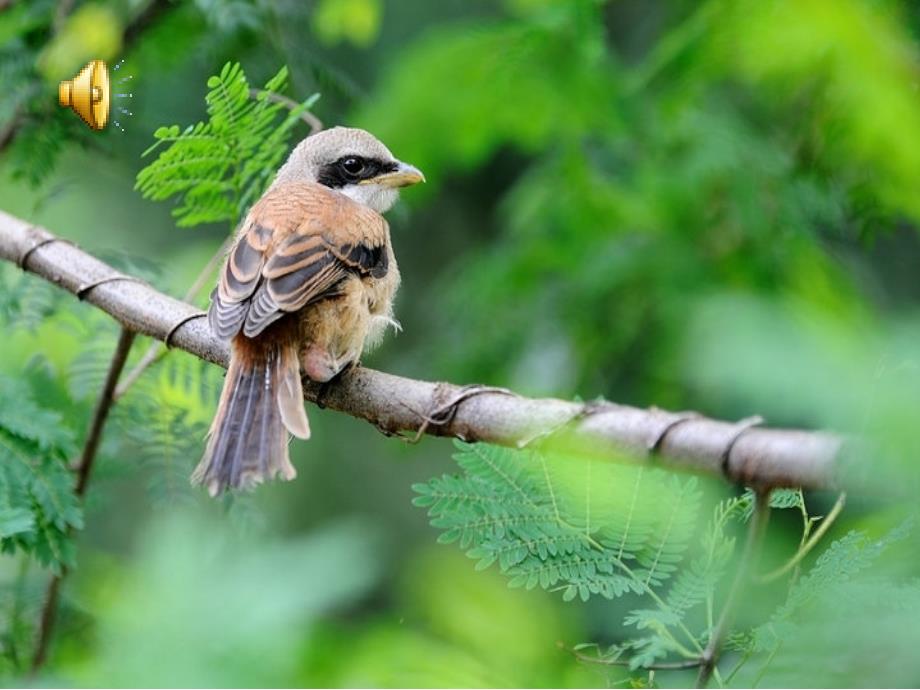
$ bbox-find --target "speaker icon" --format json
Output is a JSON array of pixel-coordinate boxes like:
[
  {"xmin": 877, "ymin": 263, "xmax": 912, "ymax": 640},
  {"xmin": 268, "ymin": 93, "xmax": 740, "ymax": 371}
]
[{"xmin": 58, "ymin": 59, "xmax": 110, "ymax": 131}]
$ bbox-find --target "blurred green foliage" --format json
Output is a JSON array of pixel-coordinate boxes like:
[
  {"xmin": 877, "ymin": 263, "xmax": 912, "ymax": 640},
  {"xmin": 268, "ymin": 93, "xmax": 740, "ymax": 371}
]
[
  {"xmin": 2, "ymin": 0, "xmax": 920, "ymax": 686},
  {"xmin": 0, "ymin": 375, "xmax": 82, "ymax": 574},
  {"xmin": 312, "ymin": 0, "xmax": 382, "ymax": 48},
  {"xmin": 38, "ymin": 3, "xmax": 122, "ymax": 81}
]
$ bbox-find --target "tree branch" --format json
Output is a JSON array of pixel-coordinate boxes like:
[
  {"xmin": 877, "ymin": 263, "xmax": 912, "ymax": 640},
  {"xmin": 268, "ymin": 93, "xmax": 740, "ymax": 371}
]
[
  {"xmin": 31, "ymin": 326, "xmax": 137, "ymax": 673},
  {"xmin": 112, "ymin": 234, "xmax": 232, "ymax": 401},
  {"xmin": 0, "ymin": 210, "xmax": 845, "ymax": 491}
]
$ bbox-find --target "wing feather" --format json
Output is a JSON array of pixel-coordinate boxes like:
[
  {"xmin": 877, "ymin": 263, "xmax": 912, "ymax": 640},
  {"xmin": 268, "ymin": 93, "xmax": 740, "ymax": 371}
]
[{"xmin": 208, "ymin": 182, "xmax": 391, "ymax": 341}]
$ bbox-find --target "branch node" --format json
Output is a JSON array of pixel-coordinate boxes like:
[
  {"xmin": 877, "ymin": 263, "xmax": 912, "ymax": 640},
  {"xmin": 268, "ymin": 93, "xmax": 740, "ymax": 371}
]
[
  {"xmin": 411, "ymin": 384, "xmax": 514, "ymax": 443},
  {"xmin": 720, "ymin": 415, "xmax": 765, "ymax": 481},
  {"xmin": 648, "ymin": 411, "xmax": 703, "ymax": 454},
  {"xmin": 75, "ymin": 275, "xmax": 145, "ymax": 300},
  {"xmin": 17, "ymin": 232, "xmax": 73, "ymax": 270},
  {"xmin": 164, "ymin": 311, "xmax": 207, "ymax": 348}
]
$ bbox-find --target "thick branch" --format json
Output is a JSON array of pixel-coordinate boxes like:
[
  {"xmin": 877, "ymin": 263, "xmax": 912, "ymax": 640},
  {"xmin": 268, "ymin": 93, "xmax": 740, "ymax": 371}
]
[
  {"xmin": 0, "ymin": 210, "xmax": 844, "ymax": 490},
  {"xmin": 112, "ymin": 234, "xmax": 232, "ymax": 401}
]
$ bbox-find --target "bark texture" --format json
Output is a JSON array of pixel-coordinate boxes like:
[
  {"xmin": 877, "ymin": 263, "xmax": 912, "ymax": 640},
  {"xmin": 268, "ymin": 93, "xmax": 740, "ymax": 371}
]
[{"xmin": 0, "ymin": 210, "xmax": 844, "ymax": 490}]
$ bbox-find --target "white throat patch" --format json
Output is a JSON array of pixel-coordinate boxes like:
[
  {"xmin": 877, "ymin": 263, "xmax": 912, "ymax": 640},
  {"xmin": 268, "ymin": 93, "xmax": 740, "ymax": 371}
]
[{"xmin": 339, "ymin": 183, "xmax": 399, "ymax": 214}]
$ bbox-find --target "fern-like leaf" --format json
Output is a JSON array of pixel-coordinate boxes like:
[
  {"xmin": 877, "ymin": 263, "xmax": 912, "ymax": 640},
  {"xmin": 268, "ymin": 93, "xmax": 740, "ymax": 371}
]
[
  {"xmin": 413, "ymin": 442, "xmax": 702, "ymax": 602},
  {"xmin": 0, "ymin": 376, "xmax": 81, "ymax": 574},
  {"xmin": 665, "ymin": 492, "xmax": 752, "ymax": 617},
  {"xmin": 136, "ymin": 62, "xmax": 319, "ymax": 228}
]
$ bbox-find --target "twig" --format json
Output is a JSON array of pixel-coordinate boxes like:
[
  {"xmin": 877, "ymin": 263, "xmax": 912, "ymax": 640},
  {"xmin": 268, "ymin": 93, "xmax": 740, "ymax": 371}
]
[
  {"xmin": 29, "ymin": 577, "xmax": 61, "ymax": 675},
  {"xmin": 723, "ymin": 647, "xmax": 753, "ymax": 686},
  {"xmin": 757, "ymin": 492, "xmax": 846, "ymax": 583},
  {"xmin": 696, "ymin": 489, "xmax": 772, "ymax": 688},
  {"xmin": 4, "ymin": 556, "xmax": 29, "ymax": 670},
  {"xmin": 53, "ymin": 0, "xmax": 75, "ymax": 33},
  {"xmin": 74, "ymin": 328, "xmax": 137, "ymax": 494},
  {"xmin": 113, "ymin": 235, "xmax": 231, "ymax": 401},
  {"xmin": 0, "ymin": 107, "xmax": 22, "ymax": 154},
  {"xmin": 30, "ymin": 327, "xmax": 137, "ymax": 673},
  {"xmin": 122, "ymin": 0, "xmax": 173, "ymax": 46},
  {"xmin": 0, "ymin": 212, "xmax": 846, "ymax": 491},
  {"xmin": 248, "ymin": 88, "xmax": 323, "ymax": 134},
  {"xmin": 567, "ymin": 644, "xmax": 702, "ymax": 670}
]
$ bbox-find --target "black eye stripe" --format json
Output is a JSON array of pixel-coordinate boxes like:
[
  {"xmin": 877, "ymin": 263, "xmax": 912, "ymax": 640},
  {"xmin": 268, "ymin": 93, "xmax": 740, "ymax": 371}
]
[{"xmin": 317, "ymin": 157, "xmax": 399, "ymax": 189}]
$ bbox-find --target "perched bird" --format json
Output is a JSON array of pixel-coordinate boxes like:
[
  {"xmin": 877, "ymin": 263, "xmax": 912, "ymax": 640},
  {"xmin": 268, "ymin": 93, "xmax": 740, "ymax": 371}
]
[{"xmin": 193, "ymin": 127, "xmax": 424, "ymax": 496}]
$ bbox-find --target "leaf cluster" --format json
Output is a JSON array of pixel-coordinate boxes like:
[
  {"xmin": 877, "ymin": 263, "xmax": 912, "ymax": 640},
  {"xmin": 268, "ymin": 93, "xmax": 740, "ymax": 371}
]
[
  {"xmin": 414, "ymin": 442, "xmax": 703, "ymax": 604},
  {"xmin": 0, "ymin": 0, "xmax": 85, "ymax": 187},
  {"xmin": 414, "ymin": 445, "xmax": 848, "ymax": 673},
  {"xmin": 415, "ymin": 443, "xmax": 724, "ymax": 669},
  {"xmin": 0, "ymin": 375, "xmax": 82, "ymax": 574},
  {"xmin": 135, "ymin": 62, "xmax": 319, "ymax": 228}
]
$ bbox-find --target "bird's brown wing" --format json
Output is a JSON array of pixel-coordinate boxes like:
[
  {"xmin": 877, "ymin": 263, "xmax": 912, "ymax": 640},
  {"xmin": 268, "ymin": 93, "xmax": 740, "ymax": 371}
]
[{"xmin": 208, "ymin": 182, "xmax": 390, "ymax": 340}]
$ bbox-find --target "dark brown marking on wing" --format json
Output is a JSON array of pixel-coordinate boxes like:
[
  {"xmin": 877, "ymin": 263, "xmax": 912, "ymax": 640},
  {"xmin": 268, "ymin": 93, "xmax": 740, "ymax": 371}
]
[{"xmin": 210, "ymin": 182, "xmax": 392, "ymax": 340}]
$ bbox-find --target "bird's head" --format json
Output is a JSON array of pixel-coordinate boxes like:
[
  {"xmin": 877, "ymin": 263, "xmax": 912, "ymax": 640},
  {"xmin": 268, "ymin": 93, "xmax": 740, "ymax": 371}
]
[{"xmin": 272, "ymin": 126, "xmax": 424, "ymax": 213}]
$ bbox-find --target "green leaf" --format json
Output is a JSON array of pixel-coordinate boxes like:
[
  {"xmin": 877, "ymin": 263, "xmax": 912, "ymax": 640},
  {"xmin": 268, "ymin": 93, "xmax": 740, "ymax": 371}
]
[
  {"xmin": 413, "ymin": 442, "xmax": 701, "ymax": 602},
  {"xmin": 0, "ymin": 506, "xmax": 35, "ymax": 538},
  {"xmin": 775, "ymin": 521, "xmax": 912, "ymax": 622},
  {"xmin": 136, "ymin": 61, "xmax": 320, "ymax": 229},
  {"xmin": 0, "ymin": 376, "xmax": 82, "ymax": 573},
  {"xmin": 0, "ymin": 375, "xmax": 76, "ymax": 452},
  {"xmin": 769, "ymin": 488, "xmax": 803, "ymax": 510},
  {"xmin": 666, "ymin": 492, "xmax": 751, "ymax": 616}
]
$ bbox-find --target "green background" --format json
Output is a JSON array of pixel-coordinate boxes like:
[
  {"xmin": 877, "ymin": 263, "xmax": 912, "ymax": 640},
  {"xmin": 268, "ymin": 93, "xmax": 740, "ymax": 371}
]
[{"xmin": 2, "ymin": 0, "xmax": 920, "ymax": 686}]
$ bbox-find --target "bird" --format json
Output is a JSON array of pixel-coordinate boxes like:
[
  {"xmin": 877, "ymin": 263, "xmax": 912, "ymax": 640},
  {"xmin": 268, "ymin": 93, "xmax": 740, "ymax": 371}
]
[{"xmin": 192, "ymin": 127, "xmax": 424, "ymax": 496}]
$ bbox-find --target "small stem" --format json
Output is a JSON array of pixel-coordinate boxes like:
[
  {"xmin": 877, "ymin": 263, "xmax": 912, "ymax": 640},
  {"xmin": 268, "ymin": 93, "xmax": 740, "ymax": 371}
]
[
  {"xmin": 29, "ymin": 577, "xmax": 61, "ymax": 674},
  {"xmin": 75, "ymin": 328, "xmax": 137, "ymax": 494},
  {"xmin": 248, "ymin": 88, "xmax": 323, "ymax": 134},
  {"xmin": 4, "ymin": 556, "xmax": 29, "ymax": 670},
  {"xmin": 751, "ymin": 637, "xmax": 781, "ymax": 688},
  {"xmin": 31, "ymin": 327, "xmax": 137, "ymax": 673},
  {"xmin": 568, "ymin": 645, "xmax": 702, "ymax": 670},
  {"xmin": 53, "ymin": 0, "xmax": 75, "ymax": 33},
  {"xmin": 113, "ymin": 236, "xmax": 231, "ymax": 401},
  {"xmin": 614, "ymin": 556, "xmax": 707, "ymax": 658},
  {"xmin": 723, "ymin": 647, "xmax": 753, "ymax": 686},
  {"xmin": 757, "ymin": 492, "xmax": 846, "ymax": 583},
  {"xmin": 570, "ymin": 517, "xmax": 705, "ymax": 660},
  {"xmin": 696, "ymin": 489, "xmax": 772, "ymax": 689},
  {"xmin": 0, "ymin": 107, "xmax": 22, "ymax": 154}
]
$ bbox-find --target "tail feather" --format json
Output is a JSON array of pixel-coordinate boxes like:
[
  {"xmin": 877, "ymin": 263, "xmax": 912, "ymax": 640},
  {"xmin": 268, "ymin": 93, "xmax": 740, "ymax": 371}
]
[
  {"xmin": 192, "ymin": 334, "xmax": 308, "ymax": 496},
  {"xmin": 276, "ymin": 344, "xmax": 311, "ymax": 439}
]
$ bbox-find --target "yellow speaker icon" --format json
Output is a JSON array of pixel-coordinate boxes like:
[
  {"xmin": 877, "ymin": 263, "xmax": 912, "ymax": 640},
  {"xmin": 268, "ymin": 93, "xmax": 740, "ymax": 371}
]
[{"xmin": 58, "ymin": 60, "xmax": 110, "ymax": 131}]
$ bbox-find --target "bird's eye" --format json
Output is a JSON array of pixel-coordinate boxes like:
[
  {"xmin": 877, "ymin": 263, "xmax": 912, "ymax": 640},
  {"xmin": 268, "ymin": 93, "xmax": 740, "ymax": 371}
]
[{"xmin": 341, "ymin": 157, "xmax": 364, "ymax": 176}]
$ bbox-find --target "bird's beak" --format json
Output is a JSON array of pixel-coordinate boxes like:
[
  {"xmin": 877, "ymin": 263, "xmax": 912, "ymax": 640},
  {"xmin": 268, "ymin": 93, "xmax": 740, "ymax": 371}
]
[{"xmin": 361, "ymin": 161, "xmax": 426, "ymax": 188}]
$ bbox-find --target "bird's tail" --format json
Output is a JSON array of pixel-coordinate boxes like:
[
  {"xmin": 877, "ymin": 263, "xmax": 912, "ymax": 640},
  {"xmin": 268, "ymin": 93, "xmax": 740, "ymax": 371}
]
[{"xmin": 192, "ymin": 332, "xmax": 311, "ymax": 496}]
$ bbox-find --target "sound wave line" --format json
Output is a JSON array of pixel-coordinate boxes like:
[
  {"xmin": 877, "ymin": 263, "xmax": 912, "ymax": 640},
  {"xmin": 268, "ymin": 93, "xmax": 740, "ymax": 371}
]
[{"xmin": 111, "ymin": 59, "xmax": 133, "ymax": 133}]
